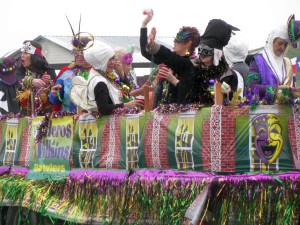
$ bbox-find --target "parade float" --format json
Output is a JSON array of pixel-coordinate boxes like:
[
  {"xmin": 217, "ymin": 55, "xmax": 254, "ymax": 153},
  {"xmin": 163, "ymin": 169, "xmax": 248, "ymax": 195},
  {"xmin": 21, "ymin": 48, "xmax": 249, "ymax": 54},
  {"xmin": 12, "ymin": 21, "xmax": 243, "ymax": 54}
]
[{"xmin": 0, "ymin": 86, "xmax": 300, "ymax": 225}]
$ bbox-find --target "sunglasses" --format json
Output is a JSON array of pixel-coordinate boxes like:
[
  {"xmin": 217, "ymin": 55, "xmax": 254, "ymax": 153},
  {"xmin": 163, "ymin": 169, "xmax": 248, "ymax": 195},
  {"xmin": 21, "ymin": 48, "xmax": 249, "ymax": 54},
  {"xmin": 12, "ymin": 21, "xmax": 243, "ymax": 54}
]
[{"xmin": 198, "ymin": 44, "xmax": 214, "ymax": 56}]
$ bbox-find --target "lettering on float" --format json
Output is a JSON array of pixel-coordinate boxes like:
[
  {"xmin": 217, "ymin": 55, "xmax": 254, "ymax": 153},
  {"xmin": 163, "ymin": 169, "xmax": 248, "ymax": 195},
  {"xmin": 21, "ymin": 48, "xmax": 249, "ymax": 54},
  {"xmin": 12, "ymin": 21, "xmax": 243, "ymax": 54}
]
[
  {"xmin": 37, "ymin": 120, "xmax": 72, "ymax": 160},
  {"xmin": 34, "ymin": 163, "xmax": 66, "ymax": 172}
]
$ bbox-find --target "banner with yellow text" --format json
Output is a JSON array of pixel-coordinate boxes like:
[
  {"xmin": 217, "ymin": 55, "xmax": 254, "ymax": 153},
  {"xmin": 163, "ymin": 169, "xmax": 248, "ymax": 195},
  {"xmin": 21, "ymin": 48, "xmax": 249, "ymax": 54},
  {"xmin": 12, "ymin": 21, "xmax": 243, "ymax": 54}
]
[{"xmin": 26, "ymin": 116, "xmax": 73, "ymax": 180}]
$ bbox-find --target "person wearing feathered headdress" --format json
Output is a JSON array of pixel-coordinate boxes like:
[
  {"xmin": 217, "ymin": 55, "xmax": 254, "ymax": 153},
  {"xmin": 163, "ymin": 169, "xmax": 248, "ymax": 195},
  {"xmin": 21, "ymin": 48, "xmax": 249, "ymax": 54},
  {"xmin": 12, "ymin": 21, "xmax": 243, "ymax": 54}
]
[
  {"xmin": 49, "ymin": 36, "xmax": 92, "ymax": 112},
  {"xmin": 49, "ymin": 15, "xmax": 93, "ymax": 113}
]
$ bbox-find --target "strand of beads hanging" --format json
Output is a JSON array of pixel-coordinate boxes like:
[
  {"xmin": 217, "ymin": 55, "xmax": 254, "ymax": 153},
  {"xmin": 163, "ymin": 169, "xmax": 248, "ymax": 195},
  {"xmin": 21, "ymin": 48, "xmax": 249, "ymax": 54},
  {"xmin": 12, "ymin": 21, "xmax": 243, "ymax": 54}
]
[
  {"xmin": 67, "ymin": 62, "xmax": 91, "ymax": 80},
  {"xmin": 16, "ymin": 69, "xmax": 35, "ymax": 102},
  {"xmin": 120, "ymin": 82, "xmax": 134, "ymax": 103},
  {"xmin": 97, "ymin": 69, "xmax": 133, "ymax": 103},
  {"xmin": 35, "ymin": 111, "xmax": 78, "ymax": 143},
  {"xmin": 34, "ymin": 80, "xmax": 54, "ymax": 115},
  {"xmin": 35, "ymin": 112, "xmax": 51, "ymax": 143},
  {"xmin": 128, "ymin": 71, "xmax": 140, "ymax": 90},
  {"xmin": 78, "ymin": 69, "xmax": 90, "ymax": 80},
  {"xmin": 196, "ymin": 57, "xmax": 228, "ymax": 81}
]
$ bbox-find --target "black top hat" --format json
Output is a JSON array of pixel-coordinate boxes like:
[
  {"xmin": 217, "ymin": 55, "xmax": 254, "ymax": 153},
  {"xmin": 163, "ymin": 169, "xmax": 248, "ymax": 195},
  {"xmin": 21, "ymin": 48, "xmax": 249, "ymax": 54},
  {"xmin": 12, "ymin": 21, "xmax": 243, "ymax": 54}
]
[{"xmin": 200, "ymin": 19, "xmax": 240, "ymax": 50}]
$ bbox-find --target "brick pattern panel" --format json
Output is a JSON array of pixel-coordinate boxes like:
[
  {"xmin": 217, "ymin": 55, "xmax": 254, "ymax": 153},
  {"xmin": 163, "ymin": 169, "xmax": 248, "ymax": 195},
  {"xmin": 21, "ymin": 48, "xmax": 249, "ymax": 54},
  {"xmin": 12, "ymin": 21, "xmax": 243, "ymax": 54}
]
[
  {"xmin": 19, "ymin": 121, "xmax": 31, "ymax": 167},
  {"xmin": 202, "ymin": 107, "xmax": 249, "ymax": 171},
  {"xmin": 144, "ymin": 117, "xmax": 154, "ymax": 167},
  {"xmin": 202, "ymin": 116, "xmax": 211, "ymax": 171},
  {"xmin": 221, "ymin": 107, "xmax": 249, "ymax": 172},
  {"xmin": 144, "ymin": 115, "xmax": 170, "ymax": 169},
  {"xmin": 99, "ymin": 116, "xmax": 121, "ymax": 168},
  {"xmin": 221, "ymin": 108, "xmax": 237, "ymax": 172},
  {"xmin": 159, "ymin": 115, "xmax": 171, "ymax": 169}
]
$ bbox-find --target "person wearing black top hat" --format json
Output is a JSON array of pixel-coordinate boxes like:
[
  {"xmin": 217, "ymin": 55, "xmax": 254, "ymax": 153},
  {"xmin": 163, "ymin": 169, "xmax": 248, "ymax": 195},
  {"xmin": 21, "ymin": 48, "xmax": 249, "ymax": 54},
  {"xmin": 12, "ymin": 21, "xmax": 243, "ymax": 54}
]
[
  {"xmin": 196, "ymin": 19, "xmax": 241, "ymax": 104},
  {"xmin": 146, "ymin": 18, "xmax": 239, "ymax": 105},
  {"xmin": 0, "ymin": 57, "xmax": 20, "ymax": 115}
]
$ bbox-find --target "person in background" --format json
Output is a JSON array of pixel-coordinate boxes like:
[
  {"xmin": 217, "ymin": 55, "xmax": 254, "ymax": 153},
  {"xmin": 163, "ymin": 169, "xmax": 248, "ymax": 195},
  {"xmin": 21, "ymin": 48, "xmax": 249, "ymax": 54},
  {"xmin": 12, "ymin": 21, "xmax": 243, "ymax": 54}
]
[
  {"xmin": 246, "ymin": 21, "xmax": 296, "ymax": 100},
  {"xmin": 70, "ymin": 40, "xmax": 143, "ymax": 116},
  {"xmin": 0, "ymin": 57, "xmax": 20, "ymax": 115},
  {"xmin": 245, "ymin": 54, "xmax": 254, "ymax": 67},
  {"xmin": 49, "ymin": 37, "xmax": 92, "ymax": 112},
  {"xmin": 140, "ymin": 9, "xmax": 200, "ymax": 107},
  {"xmin": 223, "ymin": 34, "xmax": 249, "ymax": 96},
  {"xmin": 114, "ymin": 46, "xmax": 151, "ymax": 97},
  {"xmin": 15, "ymin": 40, "xmax": 56, "ymax": 116}
]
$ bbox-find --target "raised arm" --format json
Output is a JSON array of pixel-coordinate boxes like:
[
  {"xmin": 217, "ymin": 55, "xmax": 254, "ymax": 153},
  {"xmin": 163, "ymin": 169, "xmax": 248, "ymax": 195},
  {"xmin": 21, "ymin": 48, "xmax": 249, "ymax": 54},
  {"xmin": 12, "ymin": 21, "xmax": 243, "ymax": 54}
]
[{"xmin": 140, "ymin": 9, "xmax": 154, "ymax": 61}]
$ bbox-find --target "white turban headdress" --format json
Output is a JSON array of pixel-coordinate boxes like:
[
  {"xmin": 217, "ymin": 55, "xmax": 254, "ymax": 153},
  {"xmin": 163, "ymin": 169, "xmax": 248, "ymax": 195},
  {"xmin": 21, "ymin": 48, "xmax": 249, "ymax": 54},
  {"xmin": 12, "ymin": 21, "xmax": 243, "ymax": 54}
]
[{"xmin": 84, "ymin": 40, "xmax": 114, "ymax": 71}]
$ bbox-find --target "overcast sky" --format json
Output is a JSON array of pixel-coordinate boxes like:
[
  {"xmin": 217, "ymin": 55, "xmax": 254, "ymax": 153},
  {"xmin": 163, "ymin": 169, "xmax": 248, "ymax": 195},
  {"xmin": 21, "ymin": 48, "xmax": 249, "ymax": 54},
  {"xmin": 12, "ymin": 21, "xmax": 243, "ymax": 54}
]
[{"xmin": 1, "ymin": 0, "xmax": 300, "ymax": 57}]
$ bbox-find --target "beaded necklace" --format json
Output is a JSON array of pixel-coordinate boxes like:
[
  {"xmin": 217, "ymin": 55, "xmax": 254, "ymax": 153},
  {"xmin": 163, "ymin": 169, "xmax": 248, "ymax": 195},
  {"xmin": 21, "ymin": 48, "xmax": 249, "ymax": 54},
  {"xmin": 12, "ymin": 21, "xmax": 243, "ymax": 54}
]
[
  {"xmin": 95, "ymin": 69, "xmax": 132, "ymax": 101},
  {"xmin": 197, "ymin": 57, "xmax": 228, "ymax": 80},
  {"xmin": 68, "ymin": 62, "xmax": 90, "ymax": 80},
  {"xmin": 127, "ymin": 70, "xmax": 139, "ymax": 90},
  {"xmin": 96, "ymin": 69, "xmax": 123, "ymax": 89},
  {"xmin": 18, "ymin": 68, "xmax": 53, "ymax": 116},
  {"xmin": 25, "ymin": 68, "xmax": 37, "ymax": 78}
]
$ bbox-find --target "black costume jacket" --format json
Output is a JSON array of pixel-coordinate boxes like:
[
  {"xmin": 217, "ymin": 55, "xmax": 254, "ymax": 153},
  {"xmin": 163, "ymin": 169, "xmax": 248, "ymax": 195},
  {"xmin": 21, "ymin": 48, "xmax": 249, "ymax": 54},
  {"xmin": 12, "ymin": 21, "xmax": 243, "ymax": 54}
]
[
  {"xmin": 140, "ymin": 28, "xmax": 178, "ymax": 107},
  {"xmin": 0, "ymin": 81, "xmax": 20, "ymax": 115}
]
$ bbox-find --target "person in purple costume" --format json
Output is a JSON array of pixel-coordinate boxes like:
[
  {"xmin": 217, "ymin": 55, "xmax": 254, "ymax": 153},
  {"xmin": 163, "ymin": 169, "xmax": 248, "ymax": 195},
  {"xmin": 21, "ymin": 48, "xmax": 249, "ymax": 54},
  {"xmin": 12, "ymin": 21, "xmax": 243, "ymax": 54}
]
[{"xmin": 246, "ymin": 21, "xmax": 297, "ymax": 100}]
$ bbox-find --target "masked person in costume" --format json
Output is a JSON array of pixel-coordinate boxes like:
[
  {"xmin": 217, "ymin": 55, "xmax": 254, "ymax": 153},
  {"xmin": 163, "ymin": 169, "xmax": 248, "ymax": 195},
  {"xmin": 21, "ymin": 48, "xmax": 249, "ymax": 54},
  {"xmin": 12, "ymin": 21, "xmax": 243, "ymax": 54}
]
[
  {"xmin": 0, "ymin": 57, "xmax": 20, "ymax": 115},
  {"xmin": 15, "ymin": 40, "xmax": 56, "ymax": 116},
  {"xmin": 49, "ymin": 37, "xmax": 92, "ymax": 112},
  {"xmin": 70, "ymin": 40, "xmax": 143, "ymax": 115},
  {"xmin": 140, "ymin": 9, "xmax": 200, "ymax": 107},
  {"xmin": 247, "ymin": 14, "xmax": 300, "ymax": 100},
  {"xmin": 196, "ymin": 19, "xmax": 241, "ymax": 104},
  {"xmin": 114, "ymin": 45, "xmax": 152, "ymax": 98},
  {"xmin": 146, "ymin": 16, "xmax": 238, "ymax": 105}
]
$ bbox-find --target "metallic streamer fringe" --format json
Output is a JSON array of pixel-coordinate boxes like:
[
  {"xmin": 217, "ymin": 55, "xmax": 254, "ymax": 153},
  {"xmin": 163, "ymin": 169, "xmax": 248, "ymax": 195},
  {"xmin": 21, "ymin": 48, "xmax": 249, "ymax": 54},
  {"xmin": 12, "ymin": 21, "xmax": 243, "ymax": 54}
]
[{"xmin": 0, "ymin": 168, "xmax": 300, "ymax": 224}]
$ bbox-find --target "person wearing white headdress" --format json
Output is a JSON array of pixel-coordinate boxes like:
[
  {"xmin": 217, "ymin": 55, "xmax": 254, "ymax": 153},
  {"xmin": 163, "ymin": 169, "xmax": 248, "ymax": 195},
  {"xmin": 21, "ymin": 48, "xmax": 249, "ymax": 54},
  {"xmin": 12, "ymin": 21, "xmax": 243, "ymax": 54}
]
[
  {"xmin": 71, "ymin": 40, "xmax": 143, "ymax": 115},
  {"xmin": 247, "ymin": 24, "xmax": 294, "ymax": 100},
  {"xmin": 224, "ymin": 34, "xmax": 249, "ymax": 97}
]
